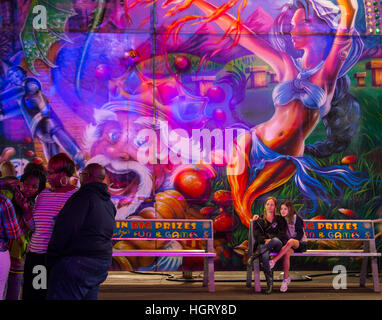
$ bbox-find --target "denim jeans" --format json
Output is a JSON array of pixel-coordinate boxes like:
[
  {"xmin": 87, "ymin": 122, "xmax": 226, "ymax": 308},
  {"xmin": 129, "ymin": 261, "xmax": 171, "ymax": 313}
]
[
  {"xmin": 46, "ymin": 256, "xmax": 112, "ymax": 300},
  {"xmin": 258, "ymin": 237, "xmax": 283, "ymax": 274}
]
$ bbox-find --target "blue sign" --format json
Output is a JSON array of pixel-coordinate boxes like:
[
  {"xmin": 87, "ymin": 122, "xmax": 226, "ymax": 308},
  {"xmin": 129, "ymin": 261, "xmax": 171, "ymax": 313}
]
[
  {"xmin": 303, "ymin": 220, "xmax": 375, "ymax": 240},
  {"xmin": 113, "ymin": 219, "xmax": 213, "ymax": 240}
]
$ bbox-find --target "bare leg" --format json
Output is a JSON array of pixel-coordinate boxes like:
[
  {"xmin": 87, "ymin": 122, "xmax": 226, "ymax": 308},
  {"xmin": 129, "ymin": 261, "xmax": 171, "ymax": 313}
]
[
  {"xmin": 283, "ymin": 248, "xmax": 294, "ymax": 280},
  {"xmin": 272, "ymin": 238, "xmax": 299, "ymax": 265}
]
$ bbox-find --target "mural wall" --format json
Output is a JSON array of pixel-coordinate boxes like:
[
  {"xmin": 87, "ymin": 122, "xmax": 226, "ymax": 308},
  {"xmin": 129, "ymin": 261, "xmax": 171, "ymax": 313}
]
[{"xmin": 0, "ymin": 0, "xmax": 381, "ymax": 271}]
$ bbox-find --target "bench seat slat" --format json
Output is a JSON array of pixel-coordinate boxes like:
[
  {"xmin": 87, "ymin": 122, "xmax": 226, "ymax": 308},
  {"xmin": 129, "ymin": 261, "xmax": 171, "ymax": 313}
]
[
  {"xmin": 113, "ymin": 249, "xmax": 216, "ymax": 257},
  {"xmin": 268, "ymin": 250, "xmax": 381, "ymax": 257}
]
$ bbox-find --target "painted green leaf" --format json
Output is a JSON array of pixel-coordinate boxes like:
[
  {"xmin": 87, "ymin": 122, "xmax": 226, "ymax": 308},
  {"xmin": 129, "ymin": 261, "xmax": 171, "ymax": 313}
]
[{"xmin": 20, "ymin": 0, "xmax": 76, "ymax": 74}]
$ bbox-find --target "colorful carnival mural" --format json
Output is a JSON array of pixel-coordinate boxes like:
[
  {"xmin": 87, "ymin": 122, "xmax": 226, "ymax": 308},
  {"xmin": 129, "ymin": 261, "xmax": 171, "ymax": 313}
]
[{"xmin": 0, "ymin": 0, "xmax": 381, "ymax": 271}]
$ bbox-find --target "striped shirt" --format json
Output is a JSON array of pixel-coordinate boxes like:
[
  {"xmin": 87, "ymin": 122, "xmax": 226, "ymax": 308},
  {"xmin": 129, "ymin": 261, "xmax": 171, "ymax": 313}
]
[
  {"xmin": 0, "ymin": 193, "xmax": 22, "ymax": 252},
  {"xmin": 27, "ymin": 188, "xmax": 77, "ymax": 254}
]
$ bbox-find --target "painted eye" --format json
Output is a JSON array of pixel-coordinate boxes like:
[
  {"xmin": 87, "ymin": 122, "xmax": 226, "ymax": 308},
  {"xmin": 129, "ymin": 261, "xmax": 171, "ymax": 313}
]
[
  {"xmin": 134, "ymin": 136, "xmax": 148, "ymax": 147},
  {"xmin": 108, "ymin": 131, "xmax": 121, "ymax": 144}
]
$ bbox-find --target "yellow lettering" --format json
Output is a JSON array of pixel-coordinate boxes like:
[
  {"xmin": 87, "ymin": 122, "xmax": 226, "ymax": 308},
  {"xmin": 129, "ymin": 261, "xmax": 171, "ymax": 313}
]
[
  {"xmin": 184, "ymin": 222, "xmax": 190, "ymax": 230},
  {"xmin": 334, "ymin": 232, "xmax": 342, "ymax": 239},
  {"xmin": 121, "ymin": 221, "xmax": 128, "ymax": 228},
  {"xmin": 155, "ymin": 231, "xmax": 162, "ymax": 238},
  {"xmin": 191, "ymin": 222, "xmax": 197, "ymax": 230},
  {"xmin": 177, "ymin": 222, "xmax": 183, "ymax": 229},
  {"xmin": 345, "ymin": 223, "xmax": 351, "ymax": 230},
  {"xmin": 172, "ymin": 231, "xmax": 180, "ymax": 238},
  {"xmin": 155, "ymin": 222, "xmax": 163, "ymax": 229},
  {"xmin": 352, "ymin": 223, "xmax": 358, "ymax": 230},
  {"xmin": 325, "ymin": 223, "xmax": 333, "ymax": 230},
  {"xmin": 317, "ymin": 223, "xmax": 325, "ymax": 230},
  {"xmin": 164, "ymin": 222, "xmax": 170, "ymax": 230},
  {"xmin": 338, "ymin": 223, "xmax": 344, "ymax": 230}
]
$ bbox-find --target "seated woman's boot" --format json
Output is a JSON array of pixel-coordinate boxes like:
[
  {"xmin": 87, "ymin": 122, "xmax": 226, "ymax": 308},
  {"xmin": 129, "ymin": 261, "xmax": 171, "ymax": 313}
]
[{"xmin": 264, "ymin": 270, "xmax": 273, "ymax": 294}]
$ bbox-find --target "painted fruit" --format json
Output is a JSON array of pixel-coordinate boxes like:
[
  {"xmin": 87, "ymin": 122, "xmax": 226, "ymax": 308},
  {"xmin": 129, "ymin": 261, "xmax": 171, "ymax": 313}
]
[
  {"xmin": 212, "ymin": 190, "xmax": 232, "ymax": 206},
  {"xmin": 174, "ymin": 168, "xmax": 211, "ymax": 204},
  {"xmin": 212, "ymin": 108, "xmax": 226, "ymax": 123},
  {"xmin": 174, "ymin": 55, "xmax": 191, "ymax": 73},
  {"xmin": 213, "ymin": 211, "xmax": 234, "ymax": 232},
  {"xmin": 25, "ymin": 150, "xmax": 35, "ymax": 157},
  {"xmin": 207, "ymin": 86, "xmax": 225, "ymax": 103},
  {"xmin": 200, "ymin": 206, "xmax": 215, "ymax": 216}
]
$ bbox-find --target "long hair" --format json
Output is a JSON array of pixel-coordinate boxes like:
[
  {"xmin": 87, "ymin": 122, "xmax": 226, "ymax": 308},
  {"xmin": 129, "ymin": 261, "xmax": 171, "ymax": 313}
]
[
  {"xmin": 270, "ymin": 0, "xmax": 363, "ymax": 158},
  {"xmin": 263, "ymin": 196, "xmax": 278, "ymax": 221},
  {"xmin": 280, "ymin": 200, "xmax": 298, "ymax": 224}
]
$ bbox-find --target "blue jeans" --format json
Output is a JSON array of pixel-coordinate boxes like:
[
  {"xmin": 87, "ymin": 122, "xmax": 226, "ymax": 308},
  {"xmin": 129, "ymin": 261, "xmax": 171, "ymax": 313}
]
[
  {"xmin": 258, "ymin": 237, "xmax": 283, "ymax": 274},
  {"xmin": 46, "ymin": 256, "xmax": 111, "ymax": 300}
]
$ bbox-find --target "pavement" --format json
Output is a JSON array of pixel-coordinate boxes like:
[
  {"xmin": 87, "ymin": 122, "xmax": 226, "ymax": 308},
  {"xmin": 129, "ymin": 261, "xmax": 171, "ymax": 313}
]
[{"xmin": 99, "ymin": 270, "xmax": 382, "ymax": 300}]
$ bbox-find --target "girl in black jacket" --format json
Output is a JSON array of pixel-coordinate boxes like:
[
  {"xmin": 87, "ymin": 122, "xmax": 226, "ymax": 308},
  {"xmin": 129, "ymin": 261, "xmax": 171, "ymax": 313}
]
[
  {"xmin": 249, "ymin": 196, "xmax": 287, "ymax": 294},
  {"xmin": 268, "ymin": 200, "xmax": 307, "ymax": 292}
]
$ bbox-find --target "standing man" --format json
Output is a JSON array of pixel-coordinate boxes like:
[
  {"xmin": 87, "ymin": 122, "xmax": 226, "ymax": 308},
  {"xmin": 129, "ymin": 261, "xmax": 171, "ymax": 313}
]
[{"xmin": 47, "ymin": 163, "xmax": 116, "ymax": 300}]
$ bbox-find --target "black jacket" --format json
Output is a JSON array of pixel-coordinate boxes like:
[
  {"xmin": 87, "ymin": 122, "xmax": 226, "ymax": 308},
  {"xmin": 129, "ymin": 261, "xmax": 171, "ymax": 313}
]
[
  {"xmin": 252, "ymin": 215, "xmax": 288, "ymax": 248},
  {"xmin": 47, "ymin": 182, "xmax": 116, "ymax": 265}
]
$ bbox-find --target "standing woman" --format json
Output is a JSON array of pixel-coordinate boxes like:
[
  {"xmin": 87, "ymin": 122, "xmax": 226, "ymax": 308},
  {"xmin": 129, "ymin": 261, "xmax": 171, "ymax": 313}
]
[
  {"xmin": 269, "ymin": 200, "xmax": 307, "ymax": 292},
  {"xmin": 22, "ymin": 153, "xmax": 77, "ymax": 300},
  {"xmin": 249, "ymin": 197, "xmax": 287, "ymax": 294}
]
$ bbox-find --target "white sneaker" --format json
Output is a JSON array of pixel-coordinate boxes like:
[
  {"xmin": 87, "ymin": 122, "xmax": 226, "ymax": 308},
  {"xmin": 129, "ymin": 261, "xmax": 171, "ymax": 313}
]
[
  {"xmin": 280, "ymin": 277, "xmax": 291, "ymax": 293},
  {"xmin": 269, "ymin": 260, "xmax": 275, "ymax": 270}
]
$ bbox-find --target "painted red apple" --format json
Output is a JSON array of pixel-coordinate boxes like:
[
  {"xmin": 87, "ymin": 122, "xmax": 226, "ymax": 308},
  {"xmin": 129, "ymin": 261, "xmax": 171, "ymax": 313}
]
[
  {"xmin": 212, "ymin": 190, "xmax": 232, "ymax": 207},
  {"xmin": 173, "ymin": 168, "xmax": 211, "ymax": 204},
  {"xmin": 174, "ymin": 55, "xmax": 191, "ymax": 73},
  {"xmin": 212, "ymin": 108, "xmax": 226, "ymax": 123},
  {"xmin": 207, "ymin": 86, "xmax": 225, "ymax": 103},
  {"xmin": 24, "ymin": 137, "xmax": 32, "ymax": 144},
  {"xmin": 200, "ymin": 206, "xmax": 215, "ymax": 216},
  {"xmin": 25, "ymin": 150, "xmax": 35, "ymax": 157},
  {"xmin": 213, "ymin": 211, "xmax": 234, "ymax": 232}
]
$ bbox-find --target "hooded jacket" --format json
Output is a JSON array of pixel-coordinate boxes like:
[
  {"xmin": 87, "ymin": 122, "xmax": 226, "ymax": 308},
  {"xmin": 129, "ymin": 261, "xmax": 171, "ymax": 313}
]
[{"xmin": 47, "ymin": 182, "xmax": 116, "ymax": 264}]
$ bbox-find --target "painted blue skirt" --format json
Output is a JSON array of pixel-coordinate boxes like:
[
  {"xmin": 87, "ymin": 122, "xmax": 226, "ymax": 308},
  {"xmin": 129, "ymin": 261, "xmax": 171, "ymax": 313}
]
[{"xmin": 249, "ymin": 132, "xmax": 367, "ymax": 214}]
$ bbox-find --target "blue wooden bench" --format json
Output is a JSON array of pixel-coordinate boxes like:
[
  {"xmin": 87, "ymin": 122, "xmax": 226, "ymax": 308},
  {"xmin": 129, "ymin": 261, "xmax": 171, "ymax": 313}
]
[
  {"xmin": 112, "ymin": 219, "xmax": 216, "ymax": 292},
  {"xmin": 246, "ymin": 219, "xmax": 381, "ymax": 292}
]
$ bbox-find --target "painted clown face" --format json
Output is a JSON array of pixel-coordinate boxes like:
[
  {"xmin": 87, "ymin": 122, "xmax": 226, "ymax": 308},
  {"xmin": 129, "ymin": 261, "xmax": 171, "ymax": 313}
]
[{"xmin": 85, "ymin": 107, "xmax": 167, "ymax": 219}]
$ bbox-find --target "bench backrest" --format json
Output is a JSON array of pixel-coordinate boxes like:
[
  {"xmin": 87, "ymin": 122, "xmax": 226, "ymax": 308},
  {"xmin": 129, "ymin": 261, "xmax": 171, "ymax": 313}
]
[{"xmin": 112, "ymin": 219, "xmax": 214, "ymax": 241}]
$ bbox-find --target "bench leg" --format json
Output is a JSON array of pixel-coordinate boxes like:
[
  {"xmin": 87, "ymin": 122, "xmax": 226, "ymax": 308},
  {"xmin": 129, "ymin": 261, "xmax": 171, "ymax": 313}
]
[
  {"xmin": 203, "ymin": 257, "xmax": 208, "ymax": 287},
  {"xmin": 208, "ymin": 257, "xmax": 215, "ymax": 292},
  {"xmin": 246, "ymin": 260, "xmax": 252, "ymax": 288},
  {"xmin": 253, "ymin": 258, "xmax": 261, "ymax": 293},
  {"xmin": 360, "ymin": 256, "xmax": 368, "ymax": 288},
  {"xmin": 371, "ymin": 257, "xmax": 380, "ymax": 293}
]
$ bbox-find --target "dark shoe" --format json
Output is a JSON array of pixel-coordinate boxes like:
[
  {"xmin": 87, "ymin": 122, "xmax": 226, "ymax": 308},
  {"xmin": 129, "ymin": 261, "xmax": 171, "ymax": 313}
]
[
  {"xmin": 264, "ymin": 270, "xmax": 273, "ymax": 294},
  {"xmin": 246, "ymin": 248, "xmax": 261, "ymax": 266}
]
